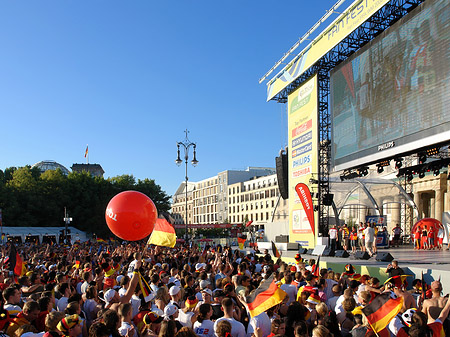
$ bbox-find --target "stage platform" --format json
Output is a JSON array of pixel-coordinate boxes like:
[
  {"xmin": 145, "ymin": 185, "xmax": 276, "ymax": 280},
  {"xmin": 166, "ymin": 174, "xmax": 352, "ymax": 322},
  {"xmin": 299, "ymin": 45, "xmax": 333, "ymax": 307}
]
[{"xmin": 239, "ymin": 244, "xmax": 450, "ymax": 293}]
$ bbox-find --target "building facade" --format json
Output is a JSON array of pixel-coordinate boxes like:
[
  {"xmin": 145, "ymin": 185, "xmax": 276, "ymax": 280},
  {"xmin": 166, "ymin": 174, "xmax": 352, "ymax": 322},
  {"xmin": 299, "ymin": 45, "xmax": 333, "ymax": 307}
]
[{"xmin": 171, "ymin": 167, "xmax": 277, "ymax": 225}]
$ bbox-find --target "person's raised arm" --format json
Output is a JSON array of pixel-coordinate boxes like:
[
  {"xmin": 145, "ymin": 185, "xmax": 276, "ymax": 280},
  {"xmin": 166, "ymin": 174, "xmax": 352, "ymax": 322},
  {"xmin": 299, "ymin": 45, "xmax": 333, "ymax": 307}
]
[
  {"xmin": 438, "ymin": 295, "xmax": 450, "ymax": 322},
  {"xmin": 120, "ymin": 258, "xmax": 141, "ymax": 304}
]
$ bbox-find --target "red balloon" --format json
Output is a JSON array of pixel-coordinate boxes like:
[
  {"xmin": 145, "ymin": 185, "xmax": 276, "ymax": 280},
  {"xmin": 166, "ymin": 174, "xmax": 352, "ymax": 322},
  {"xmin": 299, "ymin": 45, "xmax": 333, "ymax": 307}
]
[{"xmin": 105, "ymin": 191, "xmax": 157, "ymax": 241}]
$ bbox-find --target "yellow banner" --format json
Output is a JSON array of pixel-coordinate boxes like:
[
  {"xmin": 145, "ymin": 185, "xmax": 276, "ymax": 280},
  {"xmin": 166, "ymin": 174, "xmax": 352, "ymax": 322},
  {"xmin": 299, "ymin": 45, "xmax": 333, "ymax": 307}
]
[
  {"xmin": 267, "ymin": 0, "xmax": 390, "ymax": 101},
  {"xmin": 288, "ymin": 75, "xmax": 318, "ymax": 248}
]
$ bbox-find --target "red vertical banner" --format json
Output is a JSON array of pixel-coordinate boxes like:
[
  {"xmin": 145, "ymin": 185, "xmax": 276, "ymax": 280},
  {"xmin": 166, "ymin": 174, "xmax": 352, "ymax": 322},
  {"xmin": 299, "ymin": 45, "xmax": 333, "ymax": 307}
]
[{"xmin": 294, "ymin": 183, "xmax": 315, "ymax": 235}]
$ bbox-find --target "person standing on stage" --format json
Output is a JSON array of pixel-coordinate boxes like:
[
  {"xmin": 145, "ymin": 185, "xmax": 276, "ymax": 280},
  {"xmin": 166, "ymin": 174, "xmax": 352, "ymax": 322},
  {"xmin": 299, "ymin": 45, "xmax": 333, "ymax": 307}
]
[
  {"xmin": 392, "ymin": 224, "xmax": 403, "ymax": 247},
  {"xmin": 328, "ymin": 225, "xmax": 338, "ymax": 253}
]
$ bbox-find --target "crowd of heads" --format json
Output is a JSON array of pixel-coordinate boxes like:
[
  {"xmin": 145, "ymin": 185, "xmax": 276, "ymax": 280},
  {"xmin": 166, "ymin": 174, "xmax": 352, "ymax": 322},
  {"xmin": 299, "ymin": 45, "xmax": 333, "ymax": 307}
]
[{"xmin": 0, "ymin": 240, "xmax": 447, "ymax": 337}]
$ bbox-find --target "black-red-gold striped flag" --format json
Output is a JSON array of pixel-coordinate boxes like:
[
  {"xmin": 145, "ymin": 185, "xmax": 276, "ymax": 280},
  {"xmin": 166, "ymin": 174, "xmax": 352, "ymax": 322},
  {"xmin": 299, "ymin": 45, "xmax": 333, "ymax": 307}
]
[
  {"xmin": 246, "ymin": 275, "xmax": 286, "ymax": 318},
  {"xmin": 9, "ymin": 243, "xmax": 26, "ymax": 277},
  {"xmin": 271, "ymin": 241, "xmax": 281, "ymax": 258},
  {"xmin": 362, "ymin": 292, "xmax": 403, "ymax": 333}
]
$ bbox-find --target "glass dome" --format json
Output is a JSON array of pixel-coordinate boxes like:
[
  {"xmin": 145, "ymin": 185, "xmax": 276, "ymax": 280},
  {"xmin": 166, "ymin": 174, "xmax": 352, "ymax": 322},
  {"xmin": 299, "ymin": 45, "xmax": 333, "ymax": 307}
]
[{"xmin": 31, "ymin": 160, "xmax": 70, "ymax": 176}]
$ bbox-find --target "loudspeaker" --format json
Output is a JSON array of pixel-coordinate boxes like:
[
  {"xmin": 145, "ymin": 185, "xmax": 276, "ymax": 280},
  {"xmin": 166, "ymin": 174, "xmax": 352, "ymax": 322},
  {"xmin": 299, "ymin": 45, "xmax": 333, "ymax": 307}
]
[
  {"xmin": 355, "ymin": 251, "xmax": 371, "ymax": 260},
  {"xmin": 335, "ymin": 250, "xmax": 350, "ymax": 258},
  {"xmin": 275, "ymin": 152, "xmax": 289, "ymax": 200},
  {"xmin": 306, "ymin": 249, "xmax": 314, "ymax": 255},
  {"xmin": 275, "ymin": 235, "xmax": 289, "ymax": 243},
  {"xmin": 287, "ymin": 243, "xmax": 299, "ymax": 250},
  {"xmin": 322, "ymin": 247, "xmax": 334, "ymax": 256},
  {"xmin": 376, "ymin": 252, "xmax": 394, "ymax": 262},
  {"xmin": 298, "ymin": 248, "xmax": 308, "ymax": 254},
  {"xmin": 323, "ymin": 193, "xmax": 334, "ymax": 206}
]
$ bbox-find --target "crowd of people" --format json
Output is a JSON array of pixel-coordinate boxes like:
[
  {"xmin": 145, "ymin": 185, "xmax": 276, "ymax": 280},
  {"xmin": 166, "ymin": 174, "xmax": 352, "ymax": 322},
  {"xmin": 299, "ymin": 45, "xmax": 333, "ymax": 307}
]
[{"xmin": 0, "ymin": 239, "xmax": 447, "ymax": 337}]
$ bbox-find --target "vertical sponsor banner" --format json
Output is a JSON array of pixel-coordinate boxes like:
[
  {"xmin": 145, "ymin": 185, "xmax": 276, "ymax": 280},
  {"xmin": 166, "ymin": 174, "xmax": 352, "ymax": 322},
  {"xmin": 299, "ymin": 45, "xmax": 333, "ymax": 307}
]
[{"xmin": 288, "ymin": 75, "xmax": 318, "ymax": 248}]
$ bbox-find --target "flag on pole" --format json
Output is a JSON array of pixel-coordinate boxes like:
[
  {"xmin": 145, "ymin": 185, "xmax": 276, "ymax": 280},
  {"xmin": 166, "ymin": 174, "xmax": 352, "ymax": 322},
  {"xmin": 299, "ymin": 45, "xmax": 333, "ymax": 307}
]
[
  {"xmin": 138, "ymin": 272, "xmax": 154, "ymax": 302},
  {"xmin": 238, "ymin": 236, "xmax": 246, "ymax": 250},
  {"xmin": 84, "ymin": 145, "xmax": 88, "ymax": 158},
  {"xmin": 9, "ymin": 243, "xmax": 26, "ymax": 277},
  {"xmin": 271, "ymin": 241, "xmax": 281, "ymax": 258},
  {"xmin": 312, "ymin": 256, "xmax": 320, "ymax": 277},
  {"xmin": 96, "ymin": 238, "xmax": 106, "ymax": 243},
  {"xmin": 245, "ymin": 220, "xmax": 253, "ymax": 227},
  {"xmin": 245, "ymin": 274, "xmax": 286, "ymax": 318},
  {"xmin": 147, "ymin": 218, "xmax": 176, "ymax": 248},
  {"xmin": 362, "ymin": 292, "xmax": 403, "ymax": 333}
]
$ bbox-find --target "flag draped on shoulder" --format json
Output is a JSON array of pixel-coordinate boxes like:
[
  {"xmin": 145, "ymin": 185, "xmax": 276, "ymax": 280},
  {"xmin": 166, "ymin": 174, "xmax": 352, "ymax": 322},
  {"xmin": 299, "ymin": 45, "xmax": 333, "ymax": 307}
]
[
  {"xmin": 384, "ymin": 275, "xmax": 411, "ymax": 289},
  {"xmin": 9, "ymin": 243, "xmax": 26, "ymax": 277},
  {"xmin": 271, "ymin": 241, "xmax": 281, "ymax": 258},
  {"xmin": 147, "ymin": 218, "xmax": 176, "ymax": 248},
  {"xmin": 245, "ymin": 274, "xmax": 286, "ymax": 318},
  {"xmin": 362, "ymin": 292, "xmax": 403, "ymax": 333},
  {"xmin": 138, "ymin": 272, "xmax": 154, "ymax": 302}
]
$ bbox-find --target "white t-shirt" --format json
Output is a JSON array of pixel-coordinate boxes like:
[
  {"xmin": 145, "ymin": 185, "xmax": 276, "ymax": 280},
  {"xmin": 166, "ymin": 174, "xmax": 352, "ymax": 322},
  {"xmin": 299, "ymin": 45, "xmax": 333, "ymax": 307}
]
[
  {"xmin": 57, "ymin": 296, "xmax": 69, "ymax": 312},
  {"xmin": 213, "ymin": 317, "xmax": 246, "ymax": 337},
  {"xmin": 193, "ymin": 319, "xmax": 215, "ymax": 337},
  {"xmin": 329, "ymin": 228, "xmax": 338, "ymax": 240},
  {"xmin": 118, "ymin": 321, "xmax": 137, "ymax": 337},
  {"xmin": 177, "ymin": 310, "xmax": 195, "ymax": 328},
  {"xmin": 280, "ymin": 283, "xmax": 297, "ymax": 305},
  {"xmin": 247, "ymin": 312, "xmax": 271, "ymax": 337},
  {"xmin": 364, "ymin": 227, "xmax": 375, "ymax": 242}
]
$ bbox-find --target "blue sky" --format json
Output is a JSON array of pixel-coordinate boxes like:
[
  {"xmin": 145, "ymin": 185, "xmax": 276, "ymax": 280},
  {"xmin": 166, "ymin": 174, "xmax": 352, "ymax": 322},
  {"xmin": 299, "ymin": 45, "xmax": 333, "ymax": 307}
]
[{"xmin": 1, "ymin": 0, "xmax": 341, "ymax": 196}]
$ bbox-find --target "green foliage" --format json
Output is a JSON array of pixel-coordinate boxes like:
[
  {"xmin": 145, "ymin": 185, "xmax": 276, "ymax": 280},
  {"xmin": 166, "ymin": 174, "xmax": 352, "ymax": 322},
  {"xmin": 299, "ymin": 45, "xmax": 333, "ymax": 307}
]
[{"xmin": 0, "ymin": 166, "xmax": 171, "ymax": 237}]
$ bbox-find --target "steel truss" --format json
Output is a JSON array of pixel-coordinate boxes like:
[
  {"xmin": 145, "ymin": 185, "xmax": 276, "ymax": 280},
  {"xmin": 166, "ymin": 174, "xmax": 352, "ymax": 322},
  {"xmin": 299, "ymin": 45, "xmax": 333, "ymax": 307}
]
[{"xmin": 271, "ymin": 0, "xmax": 425, "ymax": 236}]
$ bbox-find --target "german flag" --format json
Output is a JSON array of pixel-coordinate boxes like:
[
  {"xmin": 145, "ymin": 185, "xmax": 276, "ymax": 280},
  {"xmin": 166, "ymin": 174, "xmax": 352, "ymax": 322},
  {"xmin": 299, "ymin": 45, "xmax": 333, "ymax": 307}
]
[
  {"xmin": 311, "ymin": 256, "xmax": 320, "ymax": 277},
  {"xmin": 147, "ymin": 218, "xmax": 176, "ymax": 248},
  {"xmin": 74, "ymin": 260, "xmax": 81, "ymax": 269},
  {"xmin": 271, "ymin": 241, "xmax": 281, "ymax": 258},
  {"xmin": 238, "ymin": 236, "xmax": 246, "ymax": 250},
  {"xmin": 96, "ymin": 238, "xmax": 106, "ymax": 243},
  {"xmin": 138, "ymin": 272, "xmax": 154, "ymax": 302},
  {"xmin": 246, "ymin": 275, "xmax": 286, "ymax": 318},
  {"xmin": 384, "ymin": 275, "xmax": 411, "ymax": 289},
  {"xmin": 9, "ymin": 243, "xmax": 26, "ymax": 277},
  {"xmin": 362, "ymin": 292, "xmax": 403, "ymax": 333}
]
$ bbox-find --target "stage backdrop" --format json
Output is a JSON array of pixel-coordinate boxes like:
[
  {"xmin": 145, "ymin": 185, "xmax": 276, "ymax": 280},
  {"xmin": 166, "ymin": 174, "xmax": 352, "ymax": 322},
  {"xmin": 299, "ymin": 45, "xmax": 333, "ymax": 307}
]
[{"xmin": 288, "ymin": 75, "xmax": 318, "ymax": 248}]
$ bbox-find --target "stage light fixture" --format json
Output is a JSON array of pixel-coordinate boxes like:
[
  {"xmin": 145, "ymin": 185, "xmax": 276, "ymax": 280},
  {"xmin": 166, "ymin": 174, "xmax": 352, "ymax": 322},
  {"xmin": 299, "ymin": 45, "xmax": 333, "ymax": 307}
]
[
  {"xmin": 427, "ymin": 147, "xmax": 439, "ymax": 156},
  {"xmin": 395, "ymin": 158, "xmax": 403, "ymax": 169},
  {"xmin": 418, "ymin": 153, "xmax": 427, "ymax": 164},
  {"xmin": 433, "ymin": 168, "xmax": 440, "ymax": 176},
  {"xmin": 358, "ymin": 166, "xmax": 369, "ymax": 177},
  {"xmin": 309, "ymin": 178, "xmax": 319, "ymax": 185},
  {"xmin": 407, "ymin": 174, "xmax": 413, "ymax": 182},
  {"xmin": 419, "ymin": 171, "xmax": 425, "ymax": 179},
  {"xmin": 377, "ymin": 166, "xmax": 384, "ymax": 174}
]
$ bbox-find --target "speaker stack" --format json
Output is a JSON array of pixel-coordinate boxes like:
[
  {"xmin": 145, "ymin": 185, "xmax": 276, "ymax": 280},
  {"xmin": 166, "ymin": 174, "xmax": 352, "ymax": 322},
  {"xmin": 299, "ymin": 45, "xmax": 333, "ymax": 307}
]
[
  {"xmin": 376, "ymin": 252, "xmax": 394, "ymax": 262},
  {"xmin": 355, "ymin": 251, "xmax": 371, "ymax": 260},
  {"xmin": 275, "ymin": 152, "xmax": 289, "ymax": 200},
  {"xmin": 334, "ymin": 250, "xmax": 350, "ymax": 258}
]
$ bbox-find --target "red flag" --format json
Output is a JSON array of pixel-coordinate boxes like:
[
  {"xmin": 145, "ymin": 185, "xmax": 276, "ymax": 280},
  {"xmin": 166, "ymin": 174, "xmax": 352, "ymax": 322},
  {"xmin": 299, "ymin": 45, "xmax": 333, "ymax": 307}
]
[
  {"xmin": 84, "ymin": 145, "xmax": 88, "ymax": 158},
  {"xmin": 246, "ymin": 220, "xmax": 253, "ymax": 227},
  {"xmin": 295, "ymin": 183, "xmax": 315, "ymax": 235}
]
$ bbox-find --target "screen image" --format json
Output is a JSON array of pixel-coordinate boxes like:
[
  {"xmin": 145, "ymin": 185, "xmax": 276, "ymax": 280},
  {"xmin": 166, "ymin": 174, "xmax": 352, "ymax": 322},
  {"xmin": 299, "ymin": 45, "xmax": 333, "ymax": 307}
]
[{"xmin": 331, "ymin": 0, "xmax": 450, "ymax": 171}]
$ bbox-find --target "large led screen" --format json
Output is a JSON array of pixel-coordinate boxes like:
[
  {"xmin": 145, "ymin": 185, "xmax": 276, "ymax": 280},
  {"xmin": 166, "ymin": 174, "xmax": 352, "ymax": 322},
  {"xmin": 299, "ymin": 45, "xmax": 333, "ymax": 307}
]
[{"xmin": 331, "ymin": 0, "xmax": 450, "ymax": 171}]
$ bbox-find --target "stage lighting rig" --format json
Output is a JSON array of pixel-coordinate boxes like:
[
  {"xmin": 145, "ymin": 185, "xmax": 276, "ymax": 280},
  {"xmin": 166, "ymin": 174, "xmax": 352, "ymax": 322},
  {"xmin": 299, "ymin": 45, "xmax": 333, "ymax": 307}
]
[
  {"xmin": 340, "ymin": 170, "xmax": 359, "ymax": 181},
  {"xmin": 358, "ymin": 166, "xmax": 369, "ymax": 177},
  {"xmin": 427, "ymin": 147, "xmax": 439, "ymax": 156},
  {"xmin": 418, "ymin": 152, "xmax": 427, "ymax": 164},
  {"xmin": 376, "ymin": 160, "xmax": 390, "ymax": 174},
  {"xmin": 395, "ymin": 158, "xmax": 403, "ymax": 169}
]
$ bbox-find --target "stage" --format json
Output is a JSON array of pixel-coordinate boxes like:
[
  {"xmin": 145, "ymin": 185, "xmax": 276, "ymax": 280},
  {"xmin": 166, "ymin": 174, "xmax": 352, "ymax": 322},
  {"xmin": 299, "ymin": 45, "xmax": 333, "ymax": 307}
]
[{"xmin": 240, "ymin": 244, "xmax": 450, "ymax": 293}]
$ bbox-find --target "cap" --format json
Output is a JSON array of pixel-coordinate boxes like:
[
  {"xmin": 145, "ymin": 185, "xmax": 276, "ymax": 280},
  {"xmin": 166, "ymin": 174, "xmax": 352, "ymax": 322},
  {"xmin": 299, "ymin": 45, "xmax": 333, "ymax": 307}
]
[
  {"xmin": 201, "ymin": 288, "xmax": 213, "ymax": 296},
  {"xmin": 116, "ymin": 275, "xmax": 124, "ymax": 284},
  {"xmin": 213, "ymin": 289, "xmax": 225, "ymax": 298},
  {"xmin": 290, "ymin": 266, "xmax": 297, "ymax": 272},
  {"xmin": 195, "ymin": 263, "xmax": 206, "ymax": 271},
  {"xmin": 199, "ymin": 280, "xmax": 210, "ymax": 289},
  {"xmin": 402, "ymin": 308, "xmax": 417, "ymax": 327},
  {"xmin": 306, "ymin": 293, "xmax": 321, "ymax": 305},
  {"xmin": 168, "ymin": 277, "xmax": 181, "ymax": 287},
  {"xmin": 104, "ymin": 289, "xmax": 117, "ymax": 303},
  {"xmin": 164, "ymin": 304, "xmax": 178, "ymax": 317},
  {"xmin": 295, "ymin": 254, "xmax": 302, "ymax": 261},
  {"xmin": 143, "ymin": 311, "xmax": 163, "ymax": 324},
  {"xmin": 57, "ymin": 314, "xmax": 81, "ymax": 333},
  {"xmin": 185, "ymin": 296, "xmax": 199, "ymax": 309},
  {"xmin": 169, "ymin": 285, "xmax": 181, "ymax": 296}
]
